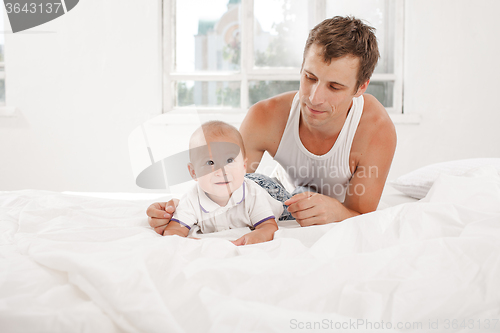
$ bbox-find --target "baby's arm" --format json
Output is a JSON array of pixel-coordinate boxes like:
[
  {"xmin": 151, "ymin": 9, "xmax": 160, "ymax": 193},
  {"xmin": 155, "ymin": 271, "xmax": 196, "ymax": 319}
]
[
  {"xmin": 163, "ymin": 221, "xmax": 189, "ymax": 237},
  {"xmin": 231, "ymin": 218, "xmax": 278, "ymax": 246}
]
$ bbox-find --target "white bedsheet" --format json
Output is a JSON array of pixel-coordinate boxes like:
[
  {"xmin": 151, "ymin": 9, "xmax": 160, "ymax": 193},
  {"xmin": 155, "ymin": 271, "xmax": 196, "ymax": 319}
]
[
  {"xmin": 1, "ymin": 166, "xmax": 500, "ymax": 333},
  {"xmin": 377, "ymin": 184, "xmax": 419, "ymax": 209}
]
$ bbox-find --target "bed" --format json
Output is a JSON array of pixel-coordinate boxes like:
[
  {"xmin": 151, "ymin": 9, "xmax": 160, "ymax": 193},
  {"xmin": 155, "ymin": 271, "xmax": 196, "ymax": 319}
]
[{"xmin": 1, "ymin": 163, "xmax": 500, "ymax": 333}]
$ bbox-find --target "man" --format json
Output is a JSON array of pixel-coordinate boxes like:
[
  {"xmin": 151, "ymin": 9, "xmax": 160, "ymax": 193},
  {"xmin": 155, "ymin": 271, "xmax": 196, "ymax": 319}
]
[{"xmin": 147, "ymin": 16, "xmax": 396, "ymax": 235}]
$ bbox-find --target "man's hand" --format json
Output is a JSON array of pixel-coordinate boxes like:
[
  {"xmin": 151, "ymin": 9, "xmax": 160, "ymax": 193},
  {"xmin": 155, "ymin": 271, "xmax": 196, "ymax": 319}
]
[
  {"xmin": 284, "ymin": 192, "xmax": 359, "ymax": 226},
  {"xmin": 147, "ymin": 198, "xmax": 179, "ymax": 235},
  {"xmin": 232, "ymin": 219, "xmax": 278, "ymax": 246}
]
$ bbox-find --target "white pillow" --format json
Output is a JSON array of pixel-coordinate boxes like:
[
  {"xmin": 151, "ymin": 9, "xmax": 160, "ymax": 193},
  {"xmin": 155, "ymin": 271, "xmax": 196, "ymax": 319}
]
[{"xmin": 390, "ymin": 158, "xmax": 500, "ymax": 199}]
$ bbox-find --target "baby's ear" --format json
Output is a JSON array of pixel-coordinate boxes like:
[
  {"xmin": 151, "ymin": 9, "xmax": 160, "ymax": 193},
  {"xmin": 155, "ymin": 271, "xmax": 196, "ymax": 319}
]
[
  {"xmin": 187, "ymin": 163, "xmax": 197, "ymax": 181},
  {"xmin": 240, "ymin": 157, "xmax": 248, "ymax": 176}
]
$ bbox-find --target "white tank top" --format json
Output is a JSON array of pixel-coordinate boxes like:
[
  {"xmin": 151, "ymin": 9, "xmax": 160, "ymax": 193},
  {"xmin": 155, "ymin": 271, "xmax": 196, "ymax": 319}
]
[{"xmin": 273, "ymin": 93, "xmax": 364, "ymax": 202}]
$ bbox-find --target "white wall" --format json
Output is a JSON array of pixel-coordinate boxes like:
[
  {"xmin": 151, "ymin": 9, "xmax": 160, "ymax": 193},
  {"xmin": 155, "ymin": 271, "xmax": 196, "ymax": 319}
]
[
  {"xmin": 1, "ymin": 0, "xmax": 162, "ymax": 191},
  {"xmin": 1, "ymin": 0, "xmax": 499, "ymax": 192},
  {"xmin": 391, "ymin": 0, "xmax": 500, "ymax": 180}
]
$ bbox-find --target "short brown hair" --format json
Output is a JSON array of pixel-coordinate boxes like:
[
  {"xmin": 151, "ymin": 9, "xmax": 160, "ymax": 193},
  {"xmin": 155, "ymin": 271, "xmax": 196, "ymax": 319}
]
[
  {"xmin": 190, "ymin": 120, "xmax": 246, "ymax": 158},
  {"xmin": 303, "ymin": 16, "xmax": 380, "ymax": 90}
]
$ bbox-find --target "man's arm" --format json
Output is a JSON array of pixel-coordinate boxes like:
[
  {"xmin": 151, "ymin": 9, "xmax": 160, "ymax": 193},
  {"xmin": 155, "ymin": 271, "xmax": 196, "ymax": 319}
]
[
  {"xmin": 285, "ymin": 94, "xmax": 397, "ymax": 225},
  {"xmin": 239, "ymin": 91, "xmax": 296, "ymax": 173},
  {"xmin": 343, "ymin": 98, "xmax": 397, "ymax": 215}
]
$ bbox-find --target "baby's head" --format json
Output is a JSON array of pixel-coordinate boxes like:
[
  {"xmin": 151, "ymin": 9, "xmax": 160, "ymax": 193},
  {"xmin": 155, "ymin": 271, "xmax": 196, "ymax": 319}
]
[{"xmin": 188, "ymin": 121, "xmax": 247, "ymax": 204}]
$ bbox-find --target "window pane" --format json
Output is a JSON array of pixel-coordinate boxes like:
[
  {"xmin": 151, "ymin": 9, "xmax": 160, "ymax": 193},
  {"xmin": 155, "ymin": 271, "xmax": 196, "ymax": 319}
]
[
  {"xmin": 175, "ymin": 81, "xmax": 240, "ymax": 108},
  {"xmin": 249, "ymin": 81, "xmax": 299, "ymax": 106},
  {"xmin": 366, "ymin": 81, "xmax": 393, "ymax": 108},
  {"xmin": 175, "ymin": 0, "xmax": 241, "ymax": 72},
  {"xmin": 0, "ymin": 4, "xmax": 4, "ymax": 104},
  {"xmin": 326, "ymin": 0, "xmax": 395, "ymax": 74},
  {"xmin": 0, "ymin": 79, "xmax": 4, "ymax": 104},
  {"xmin": 254, "ymin": 0, "xmax": 309, "ymax": 68},
  {"xmin": 0, "ymin": 35, "xmax": 3, "ymax": 63}
]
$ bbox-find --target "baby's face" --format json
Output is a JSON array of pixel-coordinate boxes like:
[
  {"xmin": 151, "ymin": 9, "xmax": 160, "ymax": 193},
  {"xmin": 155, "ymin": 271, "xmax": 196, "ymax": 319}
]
[{"xmin": 189, "ymin": 137, "xmax": 246, "ymax": 203}]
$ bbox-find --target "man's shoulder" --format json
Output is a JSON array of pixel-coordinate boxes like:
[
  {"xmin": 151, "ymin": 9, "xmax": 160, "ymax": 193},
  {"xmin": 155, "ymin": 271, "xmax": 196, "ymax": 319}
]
[
  {"xmin": 352, "ymin": 94, "xmax": 396, "ymax": 157},
  {"xmin": 246, "ymin": 91, "xmax": 297, "ymax": 125},
  {"xmin": 240, "ymin": 91, "xmax": 298, "ymax": 155},
  {"xmin": 359, "ymin": 94, "xmax": 396, "ymax": 137}
]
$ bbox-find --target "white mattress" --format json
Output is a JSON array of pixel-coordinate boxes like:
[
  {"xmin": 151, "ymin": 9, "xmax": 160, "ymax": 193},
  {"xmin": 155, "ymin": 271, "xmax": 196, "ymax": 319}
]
[
  {"xmin": 377, "ymin": 185, "xmax": 419, "ymax": 210},
  {"xmin": 1, "ymin": 166, "xmax": 499, "ymax": 332}
]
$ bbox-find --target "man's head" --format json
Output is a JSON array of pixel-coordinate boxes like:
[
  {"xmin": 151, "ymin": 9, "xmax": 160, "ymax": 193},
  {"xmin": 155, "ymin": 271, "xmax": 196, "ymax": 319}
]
[
  {"xmin": 188, "ymin": 121, "xmax": 247, "ymax": 203},
  {"xmin": 303, "ymin": 16, "xmax": 379, "ymax": 90}
]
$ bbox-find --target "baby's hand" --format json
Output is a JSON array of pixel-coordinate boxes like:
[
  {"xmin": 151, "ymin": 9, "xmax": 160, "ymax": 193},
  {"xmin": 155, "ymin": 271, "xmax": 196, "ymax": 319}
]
[
  {"xmin": 231, "ymin": 231, "xmax": 263, "ymax": 246},
  {"xmin": 232, "ymin": 219, "xmax": 278, "ymax": 246},
  {"xmin": 231, "ymin": 227, "xmax": 274, "ymax": 246}
]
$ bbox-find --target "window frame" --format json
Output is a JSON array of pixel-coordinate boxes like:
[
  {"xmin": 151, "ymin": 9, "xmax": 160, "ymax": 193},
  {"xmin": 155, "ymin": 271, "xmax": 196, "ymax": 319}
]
[
  {"xmin": 0, "ymin": 66, "xmax": 4, "ymax": 107},
  {"xmin": 0, "ymin": 4, "xmax": 5, "ymax": 107},
  {"xmin": 162, "ymin": 0, "xmax": 405, "ymax": 115}
]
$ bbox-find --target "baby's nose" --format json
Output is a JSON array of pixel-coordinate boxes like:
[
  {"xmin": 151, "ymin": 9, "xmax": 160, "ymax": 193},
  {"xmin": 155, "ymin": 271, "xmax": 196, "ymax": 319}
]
[{"xmin": 213, "ymin": 165, "xmax": 226, "ymax": 175}]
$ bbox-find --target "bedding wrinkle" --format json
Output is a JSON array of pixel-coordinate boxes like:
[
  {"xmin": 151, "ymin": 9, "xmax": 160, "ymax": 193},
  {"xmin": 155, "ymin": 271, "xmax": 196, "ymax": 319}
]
[{"xmin": 1, "ymin": 166, "xmax": 500, "ymax": 332}]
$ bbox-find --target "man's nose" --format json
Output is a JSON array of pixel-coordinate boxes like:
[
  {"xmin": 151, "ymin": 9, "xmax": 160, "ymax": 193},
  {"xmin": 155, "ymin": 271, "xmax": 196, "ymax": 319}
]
[{"xmin": 309, "ymin": 83, "xmax": 326, "ymax": 105}]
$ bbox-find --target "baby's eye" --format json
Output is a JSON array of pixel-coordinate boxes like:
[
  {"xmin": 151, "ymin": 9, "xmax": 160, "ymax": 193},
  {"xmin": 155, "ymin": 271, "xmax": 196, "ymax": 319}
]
[
  {"xmin": 205, "ymin": 160, "xmax": 214, "ymax": 166},
  {"xmin": 227, "ymin": 157, "xmax": 235, "ymax": 164}
]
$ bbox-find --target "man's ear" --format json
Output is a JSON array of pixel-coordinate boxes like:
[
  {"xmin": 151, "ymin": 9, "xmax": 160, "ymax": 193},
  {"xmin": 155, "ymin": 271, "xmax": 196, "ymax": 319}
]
[
  {"xmin": 354, "ymin": 79, "xmax": 370, "ymax": 97},
  {"xmin": 187, "ymin": 163, "xmax": 197, "ymax": 181}
]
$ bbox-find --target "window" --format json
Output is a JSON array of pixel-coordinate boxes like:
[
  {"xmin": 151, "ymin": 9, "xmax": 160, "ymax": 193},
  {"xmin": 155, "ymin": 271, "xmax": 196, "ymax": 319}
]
[
  {"xmin": 162, "ymin": 0, "xmax": 404, "ymax": 115},
  {"xmin": 0, "ymin": 4, "xmax": 5, "ymax": 106}
]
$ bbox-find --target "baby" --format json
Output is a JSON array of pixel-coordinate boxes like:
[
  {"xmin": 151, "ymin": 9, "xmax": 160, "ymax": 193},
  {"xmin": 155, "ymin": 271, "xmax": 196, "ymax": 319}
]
[{"xmin": 163, "ymin": 120, "xmax": 283, "ymax": 245}]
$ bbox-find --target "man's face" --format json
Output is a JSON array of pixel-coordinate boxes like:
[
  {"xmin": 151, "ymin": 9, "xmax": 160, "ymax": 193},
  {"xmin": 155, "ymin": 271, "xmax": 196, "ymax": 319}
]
[
  {"xmin": 299, "ymin": 43, "xmax": 368, "ymax": 128},
  {"xmin": 188, "ymin": 137, "xmax": 247, "ymax": 203}
]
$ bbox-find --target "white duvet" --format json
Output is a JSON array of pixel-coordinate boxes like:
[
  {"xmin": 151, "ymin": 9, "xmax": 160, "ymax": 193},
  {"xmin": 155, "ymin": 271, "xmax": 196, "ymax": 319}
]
[{"xmin": 1, "ymin": 166, "xmax": 500, "ymax": 333}]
